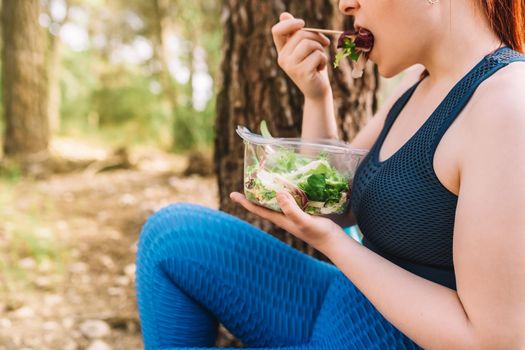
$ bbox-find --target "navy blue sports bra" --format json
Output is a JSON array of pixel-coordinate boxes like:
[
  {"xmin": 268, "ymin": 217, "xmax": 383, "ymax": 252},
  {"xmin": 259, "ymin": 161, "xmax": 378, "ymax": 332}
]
[{"xmin": 350, "ymin": 46, "xmax": 525, "ymax": 290}]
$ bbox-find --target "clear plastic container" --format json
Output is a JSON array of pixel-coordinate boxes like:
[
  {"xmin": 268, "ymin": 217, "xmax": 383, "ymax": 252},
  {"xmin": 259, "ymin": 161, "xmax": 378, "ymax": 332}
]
[{"xmin": 236, "ymin": 125, "xmax": 368, "ymax": 215}]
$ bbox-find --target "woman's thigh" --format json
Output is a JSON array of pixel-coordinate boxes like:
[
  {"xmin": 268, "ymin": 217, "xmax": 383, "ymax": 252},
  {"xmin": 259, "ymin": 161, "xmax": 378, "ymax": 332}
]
[
  {"xmin": 136, "ymin": 203, "xmax": 340, "ymax": 348},
  {"xmin": 310, "ymin": 272, "xmax": 422, "ymax": 349}
]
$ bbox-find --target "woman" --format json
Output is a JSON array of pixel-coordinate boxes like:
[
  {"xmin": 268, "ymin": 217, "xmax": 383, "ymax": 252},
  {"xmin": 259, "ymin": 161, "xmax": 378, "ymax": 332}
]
[{"xmin": 135, "ymin": 0, "xmax": 525, "ymax": 349}]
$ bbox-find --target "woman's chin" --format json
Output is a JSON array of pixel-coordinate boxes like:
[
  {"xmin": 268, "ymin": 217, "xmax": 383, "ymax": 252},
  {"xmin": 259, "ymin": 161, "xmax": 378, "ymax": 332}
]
[
  {"xmin": 368, "ymin": 49, "xmax": 390, "ymax": 77},
  {"xmin": 371, "ymin": 55, "xmax": 400, "ymax": 78},
  {"xmin": 377, "ymin": 66, "xmax": 398, "ymax": 79},
  {"xmin": 369, "ymin": 48, "xmax": 408, "ymax": 78}
]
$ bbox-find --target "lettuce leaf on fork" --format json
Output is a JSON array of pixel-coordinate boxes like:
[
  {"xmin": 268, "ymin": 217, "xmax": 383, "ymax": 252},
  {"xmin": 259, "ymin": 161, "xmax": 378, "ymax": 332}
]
[
  {"xmin": 333, "ymin": 28, "xmax": 375, "ymax": 78},
  {"xmin": 334, "ymin": 37, "xmax": 360, "ymax": 68}
]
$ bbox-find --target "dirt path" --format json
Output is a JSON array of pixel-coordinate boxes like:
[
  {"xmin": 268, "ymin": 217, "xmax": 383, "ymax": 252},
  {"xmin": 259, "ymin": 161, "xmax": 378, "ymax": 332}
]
[{"xmin": 0, "ymin": 148, "xmax": 218, "ymax": 350}]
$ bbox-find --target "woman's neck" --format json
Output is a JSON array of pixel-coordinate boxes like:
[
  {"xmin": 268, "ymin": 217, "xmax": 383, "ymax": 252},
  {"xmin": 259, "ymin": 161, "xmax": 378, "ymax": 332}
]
[{"xmin": 420, "ymin": 0, "xmax": 503, "ymax": 86}]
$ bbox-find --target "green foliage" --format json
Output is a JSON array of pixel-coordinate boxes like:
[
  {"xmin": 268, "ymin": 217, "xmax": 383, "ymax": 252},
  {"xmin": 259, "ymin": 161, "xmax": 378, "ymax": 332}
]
[
  {"xmin": 10, "ymin": 228, "xmax": 62, "ymax": 262},
  {"xmin": 92, "ymin": 67, "xmax": 168, "ymax": 126},
  {"xmin": 0, "ymin": 181, "xmax": 66, "ymax": 289},
  {"xmin": 59, "ymin": 49, "xmax": 100, "ymax": 129},
  {"xmin": 0, "ymin": 159, "xmax": 22, "ymax": 182},
  {"xmin": 1, "ymin": 0, "xmax": 222, "ymax": 153}
]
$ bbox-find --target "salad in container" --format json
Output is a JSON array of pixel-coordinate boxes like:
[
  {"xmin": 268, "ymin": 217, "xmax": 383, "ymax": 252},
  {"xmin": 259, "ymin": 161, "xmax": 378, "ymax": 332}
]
[{"xmin": 236, "ymin": 121, "xmax": 368, "ymax": 216}]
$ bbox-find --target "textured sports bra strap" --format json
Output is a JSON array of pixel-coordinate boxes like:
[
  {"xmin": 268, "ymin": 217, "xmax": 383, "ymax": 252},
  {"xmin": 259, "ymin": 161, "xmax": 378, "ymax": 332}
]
[{"xmin": 431, "ymin": 47, "xmax": 525, "ymax": 150}]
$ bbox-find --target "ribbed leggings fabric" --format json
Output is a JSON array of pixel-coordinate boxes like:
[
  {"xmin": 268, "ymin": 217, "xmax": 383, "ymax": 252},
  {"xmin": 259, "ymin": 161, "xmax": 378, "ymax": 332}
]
[{"xmin": 135, "ymin": 203, "xmax": 421, "ymax": 349}]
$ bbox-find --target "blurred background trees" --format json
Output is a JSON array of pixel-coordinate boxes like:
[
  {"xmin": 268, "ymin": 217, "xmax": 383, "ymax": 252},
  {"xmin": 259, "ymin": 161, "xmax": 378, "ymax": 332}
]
[
  {"xmin": 2, "ymin": 0, "xmax": 49, "ymax": 159},
  {"xmin": 1, "ymin": 0, "xmax": 221, "ymax": 162}
]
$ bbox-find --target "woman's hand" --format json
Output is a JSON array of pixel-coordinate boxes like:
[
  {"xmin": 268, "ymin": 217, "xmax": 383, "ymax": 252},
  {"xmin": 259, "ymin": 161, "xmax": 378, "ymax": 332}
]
[
  {"xmin": 271, "ymin": 12, "xmax": 332, "ymax": 100},
  {"xmin": 230, "ymin": 191, "xmax": 346, "ymax": 252}
]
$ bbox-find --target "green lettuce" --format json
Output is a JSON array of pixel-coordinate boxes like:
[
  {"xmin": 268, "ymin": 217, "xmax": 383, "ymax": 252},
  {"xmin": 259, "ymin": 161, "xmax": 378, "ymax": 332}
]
[
  {"xmin": 334, "ymin": 37, "xmax": 360, "ymax": 69},
  {"xmin": 243, "ymin": 121, "xmax": 350, "ymax": 215}
]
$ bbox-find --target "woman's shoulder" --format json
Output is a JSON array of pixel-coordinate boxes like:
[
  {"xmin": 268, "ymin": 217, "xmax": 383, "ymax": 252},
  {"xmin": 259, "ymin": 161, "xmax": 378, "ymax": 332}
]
[
  {"xmin": 455, "ymin": 61, "xmax": 525, "ymax": 189},
  {"xmin": 476, "ymin": 60, "xmax": 525, "ymax": 104},
  {"xmin": 457, "ymin": 61, "xmax": 525, "ymax": 170},
  {"xmin": 464, "ymin": 61, "xmax": 525, "ymax": 127}
]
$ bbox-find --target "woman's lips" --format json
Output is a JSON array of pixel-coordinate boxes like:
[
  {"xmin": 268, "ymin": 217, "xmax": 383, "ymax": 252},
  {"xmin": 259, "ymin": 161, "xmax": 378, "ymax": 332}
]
[
  {"xmin": 336, "ymin": 27, "xmax": 374, "ymax": 52},
  {"xmin": 354, "ymin": 28, "xmax": 374, "ymax": 52}
]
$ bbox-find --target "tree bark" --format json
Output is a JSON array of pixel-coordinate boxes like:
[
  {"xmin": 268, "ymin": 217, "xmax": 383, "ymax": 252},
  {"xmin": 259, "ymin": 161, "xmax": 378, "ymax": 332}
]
[
  {"xmin": 214, "ymin": 0, "xmax": 379, "ymax": 346},
  {"xmin": 2, "ymin": 0, "xmax": 49, "ymax": 159},
  {"xmin": 47, "ymin": 33, "xmax": 63, "ymax": 133}
]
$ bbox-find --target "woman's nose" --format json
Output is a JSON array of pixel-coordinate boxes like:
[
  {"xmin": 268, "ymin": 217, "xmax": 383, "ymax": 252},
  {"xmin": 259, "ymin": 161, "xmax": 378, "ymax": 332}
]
[{"xmin": 338, "ymin": 0, "xmax": 359, "ymax": 15}]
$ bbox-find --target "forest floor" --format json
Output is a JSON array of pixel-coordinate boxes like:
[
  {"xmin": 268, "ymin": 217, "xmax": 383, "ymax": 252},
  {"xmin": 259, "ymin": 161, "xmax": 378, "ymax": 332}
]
[{"xmin": 0, "ymin": 138, "xmax": 220, "ymax": 350}]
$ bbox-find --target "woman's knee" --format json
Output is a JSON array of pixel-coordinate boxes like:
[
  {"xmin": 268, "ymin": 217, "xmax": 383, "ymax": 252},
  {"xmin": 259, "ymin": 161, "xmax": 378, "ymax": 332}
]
[{"xmin": 137, "ymin": 202, "xmax": 214, "ymax": 262}]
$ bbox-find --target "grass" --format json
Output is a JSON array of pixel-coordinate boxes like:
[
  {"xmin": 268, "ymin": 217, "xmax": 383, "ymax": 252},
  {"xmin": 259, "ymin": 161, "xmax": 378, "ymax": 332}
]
[
  {"xmin": 0, "ymin": 177, "xmax": 67, "ymax": 292},
  {"xmin": 0, "ymin": 158, "xmax": 23, "ymax": 182}
]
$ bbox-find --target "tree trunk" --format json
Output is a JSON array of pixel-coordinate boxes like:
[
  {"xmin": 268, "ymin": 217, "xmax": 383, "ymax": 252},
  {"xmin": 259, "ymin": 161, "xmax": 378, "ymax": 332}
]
[
  {"xmin": 47, "ymin": 33, "xmax": 63, "ymax": 133},
  {"xmin": 2, "ymin": 0, "xmax": 49, "ymax": 159},
  {"xmin": 214, "ymin": 0, "xmax": 379, "ymax": 346}
]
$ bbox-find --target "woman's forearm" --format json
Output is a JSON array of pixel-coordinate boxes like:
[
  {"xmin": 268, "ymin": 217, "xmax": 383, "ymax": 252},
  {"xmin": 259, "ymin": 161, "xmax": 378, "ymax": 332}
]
[
  {"xmin": 301, "ymin": 92, "xmax": 338, "ymax": 140},
  {"xmin": 318, "ymin": 231, "xmax": 479, "ymax": 350},
  {"xmin": 322, "ymin": 207, "xmax": 356, "ymax": 228}
]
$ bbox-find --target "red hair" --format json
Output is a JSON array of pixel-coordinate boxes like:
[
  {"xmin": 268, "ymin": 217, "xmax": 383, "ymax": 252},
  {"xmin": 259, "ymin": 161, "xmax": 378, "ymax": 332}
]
[
  {"xmin": 420, "ymin": 1, "xmax": 524, "ymax": 79},
  {"xmin": 478, "ymin": 0, "xmax": 525, "ymax": 53}
]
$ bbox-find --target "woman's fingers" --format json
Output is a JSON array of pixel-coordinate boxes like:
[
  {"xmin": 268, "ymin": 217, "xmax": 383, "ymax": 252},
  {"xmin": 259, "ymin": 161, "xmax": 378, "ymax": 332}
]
[
  {"xmin": 276, "ymin": 192, "xmax": 312, "ymax": 229},
  {"xmin": 280, "ymin": 12, "xmax": 294, "ymax": 21},
  {"xmin": 272, "ymin": 17, "xmax": 305, "ymax": 52},
  {"xmin": 230, "ymin": 192, "xmax": 298, "ymax": 232},
  {"xmin": 230, "ymin": 192, "xmax": 282, "ymax": 221},
  {"xmin": 278, "ymin": 31, "xmax": 329, "ymax": 70},
  {"xmin": 290, "ymin": 39, "xmax": 327, "ymax": 66},
  {"xmin": 230, "ymin": 192, "xmax": 268, "ymax": 216},
  {"xmin": 272, "ymin": 12, "xmax": 329, "ymax": 55},
  {"xmin": 298, "ymin": 50, "xmax": 328, "ymax": 73},
  {"xmin": 281, "ymin": 30, "xmax": 329, "ymax": 56},
  {"xmin": 271, "ymin": 12, "xmax": 332, "ymax": 99}
]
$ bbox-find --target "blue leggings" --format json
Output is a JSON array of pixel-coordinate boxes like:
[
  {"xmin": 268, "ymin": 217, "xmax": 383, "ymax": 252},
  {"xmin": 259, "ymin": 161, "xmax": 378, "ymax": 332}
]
[{"xmin": 135, "ymin": 203, "xmax": 421, "ymax": 349}]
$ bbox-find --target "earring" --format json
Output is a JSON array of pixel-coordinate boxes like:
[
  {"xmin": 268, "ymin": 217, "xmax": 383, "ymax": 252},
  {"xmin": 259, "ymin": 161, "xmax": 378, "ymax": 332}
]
[{"xmin": 427, "ymin": 0, "xmax": 439, "ymax": 3}]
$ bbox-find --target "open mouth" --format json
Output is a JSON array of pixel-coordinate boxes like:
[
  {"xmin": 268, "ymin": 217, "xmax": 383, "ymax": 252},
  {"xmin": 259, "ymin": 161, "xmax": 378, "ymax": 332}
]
[{"xmin": 334, "ymin": 27, "xmax": 375, "ymax": 78}]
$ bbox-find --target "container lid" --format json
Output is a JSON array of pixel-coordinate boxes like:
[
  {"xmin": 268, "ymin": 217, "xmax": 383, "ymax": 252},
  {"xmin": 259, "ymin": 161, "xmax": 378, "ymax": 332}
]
[{"xmin": 236, "ymin": 125, "xmax": 368, "ymax": 155}]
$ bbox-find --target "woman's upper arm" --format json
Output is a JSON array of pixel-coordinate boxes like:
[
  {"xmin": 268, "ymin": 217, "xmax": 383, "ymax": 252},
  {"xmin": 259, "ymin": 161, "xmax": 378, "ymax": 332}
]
[
  {"xmin": 453, "ymin": 93, "xmax": 525, "ymax": 348},
  {"xmin": 349, "ymin": 64, "xmax": 426, "ymax": 150}
]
